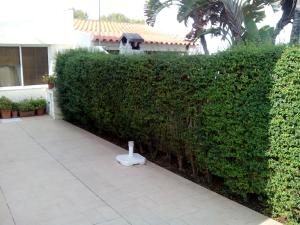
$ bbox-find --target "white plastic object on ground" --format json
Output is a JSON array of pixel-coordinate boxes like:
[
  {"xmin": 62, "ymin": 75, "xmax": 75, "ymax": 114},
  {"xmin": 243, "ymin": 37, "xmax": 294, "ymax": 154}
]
[{"xmin": 116, "ymin": 141, "xmax": 146, "ymax": 166}]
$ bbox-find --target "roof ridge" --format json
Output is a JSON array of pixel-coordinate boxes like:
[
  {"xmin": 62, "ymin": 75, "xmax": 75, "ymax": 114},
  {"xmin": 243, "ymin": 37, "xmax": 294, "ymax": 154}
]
[{"xmin": 73, "ymin": 19, "xmax": 193, "ymax": 46}]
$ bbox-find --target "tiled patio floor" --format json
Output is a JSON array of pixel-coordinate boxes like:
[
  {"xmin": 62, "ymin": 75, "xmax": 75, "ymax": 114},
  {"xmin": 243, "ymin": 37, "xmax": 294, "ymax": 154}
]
[{"xmin": 0, "ymin": 116, "xmax": 282, "ymax": 225}]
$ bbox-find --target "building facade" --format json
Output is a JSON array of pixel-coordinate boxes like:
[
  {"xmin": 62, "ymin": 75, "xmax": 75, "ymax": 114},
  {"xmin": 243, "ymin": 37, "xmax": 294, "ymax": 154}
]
[
  {"xmin": 0, "ymin": 8, "xmax": 80, "ymax": 101},
  {"xmin": 74, "ymin": 19, "xmax": 196, "ymax": 53}
]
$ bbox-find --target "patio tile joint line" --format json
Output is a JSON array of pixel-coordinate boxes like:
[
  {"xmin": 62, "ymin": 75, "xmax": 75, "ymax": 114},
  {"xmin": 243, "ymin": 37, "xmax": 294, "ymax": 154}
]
[
  {"xmin": 0, "ymin": 185, "xmax": 17, "ymax": 225},
  {"xmin": 17, "ymin": 123, "xmax": 132, "ymax": 225}
]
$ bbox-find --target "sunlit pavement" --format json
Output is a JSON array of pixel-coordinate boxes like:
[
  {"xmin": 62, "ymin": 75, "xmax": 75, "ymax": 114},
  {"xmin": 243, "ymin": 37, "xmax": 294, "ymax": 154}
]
[{"xmin": 0, "ymin": 116, "xmax": 282, "ymax": 225}]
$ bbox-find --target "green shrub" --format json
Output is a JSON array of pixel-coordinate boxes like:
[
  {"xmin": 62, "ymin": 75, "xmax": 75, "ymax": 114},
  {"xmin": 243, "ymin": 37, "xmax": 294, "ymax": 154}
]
[
  {"xmin": 201, "ymin": 46, "xmax": 283, "ymax": 196},
  {"xmin": 42, "ymin": 74, "xmax": 56, "ymax": 84},
  {"xmin": 18, "ymin": 99, "xmax": 36, "ymax": 112},
  {"xmin": 266, "ymin": 47, "xmax": 300, "ymax": 223},
  {"xmin": 32, "ymin": 98, "xmax": 47, "ymax": 109},
  {"xmin": 0, "ymin": 96, "xmax": 12, "ymax": 110},
  {"xmin": 12, "ymin": 102, "xmax": 18, "ymax": 111},
  {"xmin": 55, "ymin": 46, "xmax": 299, "ymax": 224}
]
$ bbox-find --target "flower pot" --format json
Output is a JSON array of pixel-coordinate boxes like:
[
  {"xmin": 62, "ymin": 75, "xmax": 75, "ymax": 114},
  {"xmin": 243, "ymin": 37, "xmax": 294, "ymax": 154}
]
[
  {"xmin": 1, "ymin": 110, "xmax": 11, "ymax": 119},
  {"xmin": 48, "ymin": 83, "xmax": 54, "ymax": 89},
  {"xmin": 19, "ymin": 111, "xmax": 35, "ymax": 117},
  {"xmin": 36, "ymin": 108, "xmax": 45, "ymax": 116},
  {"xmin": 12, "ymin": 111, "xmax": 18, "ymax": 118}
]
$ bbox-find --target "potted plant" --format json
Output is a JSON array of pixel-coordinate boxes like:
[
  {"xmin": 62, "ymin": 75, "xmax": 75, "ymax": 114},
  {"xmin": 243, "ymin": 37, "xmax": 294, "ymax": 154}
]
[
  {"xmin": 33, "ymin": 98, "xmax": 47, "ymax": 116},
  {"xmin": 18, "ymin": 99, "xmax": 36, "ymax": 117},
  {"xmin": 0, "ymin": 96, "xmax": 12, "ymax": 119},
  {"xmin": 12, "ymin": 102, "xmax": 19, "ymax": 118},
  {"xmin": 42, "ymin": 74, "xmax": 56, "ymax": 89}
]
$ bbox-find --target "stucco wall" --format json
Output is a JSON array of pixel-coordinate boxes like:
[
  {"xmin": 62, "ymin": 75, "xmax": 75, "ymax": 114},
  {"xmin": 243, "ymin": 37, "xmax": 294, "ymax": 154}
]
[
  {"xmin": 48, "ymin": 44, "xmax": 74, "ymax": 74},
  {"xmin": 98, "ymin": 41, "xmax": 193, "ymax": 52},
  {"xmin": 0, "ymin": 86, "xmax": 47, "ymax": 101},
  {"xmin": 0, "ymin": 44, "xmax": 72, "ymax": 100}
]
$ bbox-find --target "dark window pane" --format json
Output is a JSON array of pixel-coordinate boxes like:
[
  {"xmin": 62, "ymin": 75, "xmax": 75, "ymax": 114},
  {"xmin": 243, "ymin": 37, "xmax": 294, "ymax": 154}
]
[
  {"xmin": 0, "ymin": 47, "xmax": 21, "ymax": 87},
  {"xmin": 22, "ymin": 47, "xmax": 48, "ymax": 86}
]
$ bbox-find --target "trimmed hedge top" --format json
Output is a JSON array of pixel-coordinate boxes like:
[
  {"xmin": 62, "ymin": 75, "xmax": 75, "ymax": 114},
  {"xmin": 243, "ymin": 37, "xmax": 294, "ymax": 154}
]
[{"xmin": 56, "ymin": 46, "xmax": 299, "ymax": 224}]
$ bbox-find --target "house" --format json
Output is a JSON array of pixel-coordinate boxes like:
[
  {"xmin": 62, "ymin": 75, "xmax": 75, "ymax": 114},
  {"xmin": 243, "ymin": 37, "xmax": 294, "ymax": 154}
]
[
  {"xmin": 73, "ymin": 19, "xmax": 196, "ymax": 53},
  {"xmin": 0, "ymin": 6, "xmax": 91, "ymax": 119},
  {"xmin": 0, "ymin": 9, "xmax": 77, "ymax": 101}
]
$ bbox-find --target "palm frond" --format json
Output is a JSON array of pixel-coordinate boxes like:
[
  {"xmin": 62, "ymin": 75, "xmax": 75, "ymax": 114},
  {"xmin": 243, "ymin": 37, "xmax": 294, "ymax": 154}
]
[
  {"xmin": 146, "ymin": 0, "xmax": 275, "ymax": 46},
  {"xmin": 177, "ymin": 0, "xmax": 209, "ymax": 24},
  {"xmin": 243, "ymin": 3, "xmax": 266, "ymax": 23},
  {"xmin": 144, "ymin": 0, "xmax": 174, "ymax": 26},
  {"xmin": 221, "ymin": 0, "xmax": 245, "ymax": 39}
]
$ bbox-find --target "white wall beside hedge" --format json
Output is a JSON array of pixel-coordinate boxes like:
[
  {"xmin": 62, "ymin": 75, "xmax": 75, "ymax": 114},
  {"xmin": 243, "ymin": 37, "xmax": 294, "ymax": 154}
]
[{"xmin": 0, "ymin": 86, "xmax": 47, "ymax": 101}]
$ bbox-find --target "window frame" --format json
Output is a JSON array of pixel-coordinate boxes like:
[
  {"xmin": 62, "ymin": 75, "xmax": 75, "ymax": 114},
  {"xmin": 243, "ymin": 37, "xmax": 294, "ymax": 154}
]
[{"xmin": 0, "ymin": 45, "xmax": 49, "ymax": 90}]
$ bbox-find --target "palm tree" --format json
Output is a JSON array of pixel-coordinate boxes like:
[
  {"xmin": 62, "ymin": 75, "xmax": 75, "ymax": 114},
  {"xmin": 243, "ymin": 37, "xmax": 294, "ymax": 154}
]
[
  {"xmin": 272, "ymin": 0, "xmax": 300, "ymax": 44},
  {"xmin": 273, "ymin": 0, "xmax": 297, "ymax": 43},
  {"xmin": 290, "ymin": 0, "xmax": 300, "ymax": 43},
  {"xmin": 145, "ymin": 0, "xmax": 276, "ymax": 53},
  {"xmin": 145, "ymin": 0, "xmax": 245, "ymax": 54}
]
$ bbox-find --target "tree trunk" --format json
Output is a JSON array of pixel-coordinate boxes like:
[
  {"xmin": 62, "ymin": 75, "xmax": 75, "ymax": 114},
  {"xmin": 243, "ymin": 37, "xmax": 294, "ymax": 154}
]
[
  {"xmin": 205, "ymin": 168, "xmax": 212, "ymax": 184},
  {"xmin": 190, "ymin": 153, "xmax": 196, "ymax": 177},
  {"xmin": 177, "ymin": 154, "xmax": 183, "ymax": 171},
  {"xmin": 200, "ymin": 35, "xmax": 209, "ymax": 55},
  {"xmin": 273, "ymin": 0, "xmax": 297, "ymax": 44},
  {"xmin": 272, "ymin": 23, "xmax": 283, "ymax": 44},
  {"xmin": 291, "ymin": 2, "xmax": 300, "ymax": 44}
]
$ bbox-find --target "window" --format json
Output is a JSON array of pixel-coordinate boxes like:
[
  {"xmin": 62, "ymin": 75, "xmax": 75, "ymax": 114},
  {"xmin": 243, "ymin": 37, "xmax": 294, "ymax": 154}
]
[
  {"xmin": 22, "ymin": 47, "xmax": 48, "ymax": 86},
  {"xmin": 0, "ymin": 47, "xmax": 21, "ymax": 87},
  {"xmin": 130, "ymin": 42, "xmax": 141, "ymax": 50},
  {"xmin": 0, "ymin": 46, "xmax": 48, "ymax": 87}
]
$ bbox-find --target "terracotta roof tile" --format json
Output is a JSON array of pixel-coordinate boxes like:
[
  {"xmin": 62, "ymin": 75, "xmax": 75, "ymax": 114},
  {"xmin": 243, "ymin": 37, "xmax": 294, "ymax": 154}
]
[{"xmin": 74, "ymin": 19, "xmax": 191, "ymax": 46}]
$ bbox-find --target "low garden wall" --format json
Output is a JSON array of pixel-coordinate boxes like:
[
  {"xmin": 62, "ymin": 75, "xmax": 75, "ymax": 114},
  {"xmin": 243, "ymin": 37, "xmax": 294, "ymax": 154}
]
[{"xmin": 55, "ymin": 46, "xmax": 299, "ymax": 224}]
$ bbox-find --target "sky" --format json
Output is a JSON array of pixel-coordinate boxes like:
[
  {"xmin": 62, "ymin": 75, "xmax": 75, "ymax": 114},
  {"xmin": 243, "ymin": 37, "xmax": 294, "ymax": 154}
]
[
  {"xmin": 71, "ymin": 0, "xmax": 191, "ymax": 36},
  {"xmin": 0, "ymin": 0, "xmax": 292, "ymax": 52},
  {"xmin": 0, "ymin": 0, "xmax": 190, "ymax": 36}
]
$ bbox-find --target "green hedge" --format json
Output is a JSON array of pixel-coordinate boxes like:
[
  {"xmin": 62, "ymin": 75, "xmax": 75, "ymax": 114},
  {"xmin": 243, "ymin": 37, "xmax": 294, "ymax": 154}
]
[
  {"xmin": 56, "ymin": 46, "xmax": 299, "ymax": 224},
  {"xmin": 267, "ymin": 48, "xmax": 300, "ymax": 223}
]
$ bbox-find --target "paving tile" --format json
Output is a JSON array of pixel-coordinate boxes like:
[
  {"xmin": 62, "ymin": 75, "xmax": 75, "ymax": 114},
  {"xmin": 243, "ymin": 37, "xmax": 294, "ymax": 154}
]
[
  {"xmin": 168, "ymin": 218, "xmax": 189, "ymax": 225},
  {"xmin": 97, "ymin": 218, "xmax": 130, "ymax": 225},
  {"xmin": 0, "ymin": 116, "xmax": 282, "ymax": 225},
  {"xmin": 0, "ymin": 188, "xmax": 14, "ymax": 225}
]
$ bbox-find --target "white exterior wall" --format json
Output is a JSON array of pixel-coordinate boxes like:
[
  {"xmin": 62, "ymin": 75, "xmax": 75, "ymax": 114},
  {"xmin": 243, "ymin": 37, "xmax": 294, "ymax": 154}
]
[
  {"xmin": 0, "ymin": 5, "xmax": 78, "ymax": 102},
  {"xmin": 0, "ymin": 86, "xmax": 47, "ymax": 101},
  {"xmin": 119, "ymin": 42, "xmax": 144, "ymax": 54},
  {"xmin": 0, "ymin": 1, "xmax": 90, "ymax": 119},
  {"xmin": 48, "ymin": 44, "xmax": 75, "ymax": 75},
  {"xmin": 99, "ymin": 41, "xmax": 194, "ymax": 52},
  {"xmin": 0, "ymin": 44, "xmax": 74, "ymax": 101}
]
